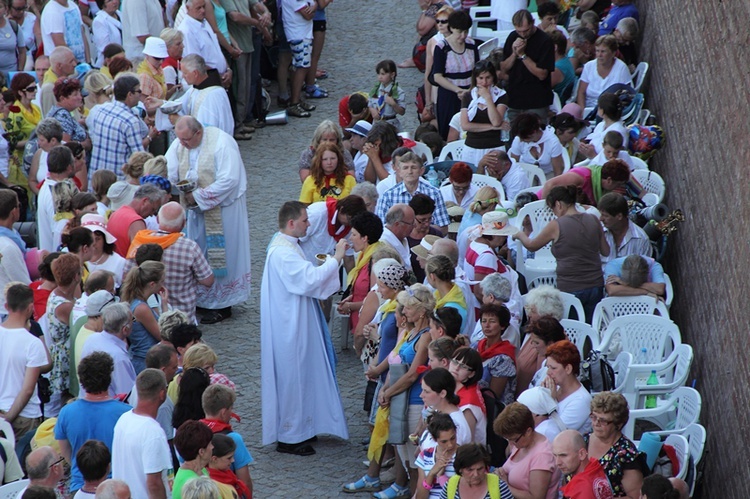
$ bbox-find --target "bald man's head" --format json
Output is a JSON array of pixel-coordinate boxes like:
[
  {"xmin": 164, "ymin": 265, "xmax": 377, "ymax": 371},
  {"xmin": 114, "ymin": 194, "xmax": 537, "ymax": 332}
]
[
  {"xmin": 430, "ymin": 238, "xmax": 458, "ymax": 266},
  {"xmin": 96, "ymin": 479, "xmax": 131, "ymax": 499},
  {"xmin": 669, "ymin": 477, "xmax": 689, "ymax": 499},
  {"xmin": 552, "ymin": 430, "xmax": 588, "ymax": 476},
  {"xmin": 158, "ymin": 202, "xmax": 186, "ymax": 232},
  {"xmin": 385, "ymin": 204, "xmax": 415, "ymax": 239}
]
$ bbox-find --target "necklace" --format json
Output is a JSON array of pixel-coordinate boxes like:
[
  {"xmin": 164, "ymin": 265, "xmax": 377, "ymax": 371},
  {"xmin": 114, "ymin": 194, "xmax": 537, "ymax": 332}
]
[{"xmin": 90, "ymin": 252, "xmax": 109, "ymax": 265}]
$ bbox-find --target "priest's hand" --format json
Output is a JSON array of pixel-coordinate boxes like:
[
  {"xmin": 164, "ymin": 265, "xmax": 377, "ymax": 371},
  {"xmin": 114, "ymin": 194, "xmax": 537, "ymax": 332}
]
[
  {"xmin": 185, "ymin": 192, "xmax": 196, "ymax": 206},
  {"xmin": 333, "ymin": 238, "xmax": 348, "ymax": 262},
  {"xmin": 336, "ymin": 296, "xmax": 352, "ymax": 315}
]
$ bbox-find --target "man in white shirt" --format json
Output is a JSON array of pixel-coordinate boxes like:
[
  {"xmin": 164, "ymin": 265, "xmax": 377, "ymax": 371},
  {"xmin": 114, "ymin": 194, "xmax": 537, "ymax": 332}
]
[
  {"xmin": 112, "ymin": 369, "xmax": 173, "ymax": 499},
  {"xmin": 80, "ymin": 302, "xmax": 136, "ymax": 398},
  {"xmin": 0, "ymin": 283, "xmax": 48, "ymax": 439},
  {"xmin": 298, "ymin": 195, "xmax": 366, "ymax": 264},
  {"xmin": 477, "ymin": 150, "xmax": 530, "ymax": 202},
  {"xmin": 0, "ymin": 191, "xmax": 31, "ymax": 316},
  {"xmin": 380, "ymin": 204, "xmax": 416, "ymax": 270},
  {"xmin": 178, "ymin": 0, "xmax": 232, "ymax": 87},
  {"xmin": 37, "ymin": 145, "xmax": 76, "ymax": 252},
  {"xmin": 120, "ymin": 0, "xmax": 165, "ymax": 61},
  {"xmin": 40, "ymin": 0, "xmax": 89, "ymax": 63}
]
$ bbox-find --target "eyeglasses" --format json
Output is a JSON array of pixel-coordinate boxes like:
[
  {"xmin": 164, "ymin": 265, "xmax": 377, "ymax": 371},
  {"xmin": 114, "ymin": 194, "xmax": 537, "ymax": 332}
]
[
  {"xmin": 436, "ymin": 19, "xmax": 448, "ymax": 24},
  {"xmin": 503, "ymin": 432, "xmax": 525, "ymax": 444},
  {"xmin": 321, "ymin": 186, "xmax": 342, "ymax": 197},
  {"xmin": 49, "ymin": 456, "xmax": 65, "ymax": 468},
  {"xmin": 589, "ymin": 414, "xmax": 614, "ymax": 426},
  {"xmin": 132, "ymin": 89, "xmax": 143, "ymax": 95},
  {"xmin": 10, "ymin": 5, "xmax": 26, "ymax": 11},
  {"xmin": 24, "ymin": 85, "xmax": 37, "ymax": 93},
  {"xmin": 452, "ymin": 184, "xmax": 471, "ymax": 193},
  {"xmin": 399, "ymin": 219, "xmax": 414, "ymax": 226},
  {"xmin": 450, "ymin": 358, "xmax": 474, "ymax": 371}
]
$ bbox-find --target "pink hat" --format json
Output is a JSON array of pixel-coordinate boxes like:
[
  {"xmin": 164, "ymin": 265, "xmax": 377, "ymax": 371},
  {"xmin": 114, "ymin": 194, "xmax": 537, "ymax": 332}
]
[
  {"xmin": 81, "ymin": 214, "xmax": 117, "ymax": 244},
  {"xmin": 560, "ymin": 103, "xmax": 583, "ymax": 120}
]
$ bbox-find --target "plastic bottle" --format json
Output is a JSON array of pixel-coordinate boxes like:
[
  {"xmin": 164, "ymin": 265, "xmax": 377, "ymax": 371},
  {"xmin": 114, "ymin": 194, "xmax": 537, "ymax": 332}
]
[
  {"xmin": 645, "ymin": 370, "xmax": 658, "ymax": 408},
  {"xmin": 426, "ymin": 166, "xmax": 439, "ymax": 187},
  {"xmin": 638, "ymin": 347, "xmax": 648, "ymax": 364}
]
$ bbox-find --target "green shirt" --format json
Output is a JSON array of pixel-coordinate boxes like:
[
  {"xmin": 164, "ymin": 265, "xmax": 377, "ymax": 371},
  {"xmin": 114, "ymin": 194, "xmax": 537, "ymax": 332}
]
[
  {"xmin": 219, "ymin": 0, "xmax": 259, "ymax": 52},
  {"xmin": 172, "ymin": 467, "xmax": 209, "ymax": 498}
]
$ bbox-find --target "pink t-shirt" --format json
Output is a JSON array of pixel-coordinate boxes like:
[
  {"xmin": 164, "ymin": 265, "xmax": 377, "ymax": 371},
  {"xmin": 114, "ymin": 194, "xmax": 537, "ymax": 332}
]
[{"xmin": 502, "ymin": 435, "xmax": 562, "ymax": 499}]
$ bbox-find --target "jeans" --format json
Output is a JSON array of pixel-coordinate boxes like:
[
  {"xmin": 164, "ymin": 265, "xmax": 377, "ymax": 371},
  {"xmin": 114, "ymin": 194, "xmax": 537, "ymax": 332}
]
[{"xmin": 571, "ymin": 285, "xmax": 604, "ymax": 324}]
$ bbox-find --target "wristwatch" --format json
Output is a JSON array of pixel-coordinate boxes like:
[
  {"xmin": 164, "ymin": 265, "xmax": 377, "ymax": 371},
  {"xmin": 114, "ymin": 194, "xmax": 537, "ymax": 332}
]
[{"xmin": 518, "ymin": 54, "xmax": 527, "ymax": 61}]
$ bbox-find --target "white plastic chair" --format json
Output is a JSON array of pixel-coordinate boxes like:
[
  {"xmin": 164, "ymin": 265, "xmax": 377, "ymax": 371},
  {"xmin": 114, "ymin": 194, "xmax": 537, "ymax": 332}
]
[
  {"xmin": 592, "ymin": 296, "xmax": 671, "ymax": 336},
  {"xmin": 0, "ymin": 418, "xmax": 13, "ymax": 446},
  {"xmin": 516, "ymin": 163, "xmax": 546, "ymax": 187},
  {"xmin": 631, "ymin": 62, "xmax": 649, "ymax": 93},
  {"xmin": 514, "ymin": 186, "xmax": 542, "ymax": 204},
  {"xmin": 630, "ymin": 156, "xmax": 649, "ymax": 171},
  {"xmin": 566, "ymin": 78, "xmax": 580, "ymax": 105},
  {"xmin": 0, "ymin": 479, "xmax": 29, "ymax": 499},
  {"xmin": 513, "ymin": 200, "xmax": 557, "ymax": 285},
  {"xmin": 682, "ymin": 423, "xmax": 707, "ymax": 495},
  {"xmin": 468, "ymin": 6, "xmax": 496, "ymax": 40},
  {"xmin": 598, "ymin": 315, "xmax": 681, "ymax": 368},
  {"xmin": 440, "ymin": 173, "xmax": 507, "ymax": 201},
  {"xmin": 560, "ymin": 319, "xmax": 599, "ymax": 358},
  {"xmin": 559, "ymin": 292, "xmax": 585, "ymax": 322},
  {"xmin": 611, "ymin": 351, "xmax": 633, "ymax": 393},
  {"xmin": 631, "ymin": 170, "xmax": 666, "ymax": 203},
  {"xmin": 411, "ymin": 141, "xmax": 434, "ymax": 165},
  {"xmin": 663, "ymin": 273, "xmax": 674, "ymax": 310},
  {"xmin": 665, "ymin": 434, "xmax": 690, "ymax": 481},
  {"xmin": 561, "ymin": 148, "xmax": 571, "ymax": 173},
  {"xmin": 624, "ymin": 387, "xmax": 701, "ymax": 441},
  {"xmin": 619, "ymin": 344, "xmax": 693, "ymax": 407},
  {"xmin": 478, "ymin": 38, "xmax": 499, "ymax": 60},
  {"xmin": 526, "ymin": 275, "xmax": 557, "ymax": 289},
  {"xmin": 637, "ymin": 108, "xmax": 651, "ymax": 125},
  {"xmin": 438, "ymin": 139, "xmax": 466, "ymax": 162},
  {"xmin": 550, "ymin": 91, "xmax": 562, "ymax": 114}
]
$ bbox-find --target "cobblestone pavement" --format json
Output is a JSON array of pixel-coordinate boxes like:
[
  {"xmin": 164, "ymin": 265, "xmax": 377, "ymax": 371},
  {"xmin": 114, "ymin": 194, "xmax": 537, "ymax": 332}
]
[{"xmin": 200, "ymin": 1, "xmax": 425, "ymax": 496}]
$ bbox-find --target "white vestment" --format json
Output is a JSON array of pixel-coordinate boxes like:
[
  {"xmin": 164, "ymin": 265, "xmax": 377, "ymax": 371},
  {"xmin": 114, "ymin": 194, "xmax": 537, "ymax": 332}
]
[
  {"xmin": 165, "ymin": 127, "xmax": 251, "ymax": 309},
  {"xmin": 260, "ymin": 232, "xmax": 349, "ymax": 445},
  {"xmin": 156, "ymin": 86, "xmax": 233, "ymax": 136}
]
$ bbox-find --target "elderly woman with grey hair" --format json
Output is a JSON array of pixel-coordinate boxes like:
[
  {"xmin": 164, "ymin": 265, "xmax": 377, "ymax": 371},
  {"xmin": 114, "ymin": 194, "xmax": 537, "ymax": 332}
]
[{"xmin": 351, "ymin": 181, "xmax": 379, "ymax": 213}]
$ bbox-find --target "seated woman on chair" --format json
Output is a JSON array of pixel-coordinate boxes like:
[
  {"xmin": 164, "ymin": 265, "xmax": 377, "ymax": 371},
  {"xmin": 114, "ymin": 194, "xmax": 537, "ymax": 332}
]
[{"xmin": 539, "ymin": 158, "xmax": 634, "ymax": 206}]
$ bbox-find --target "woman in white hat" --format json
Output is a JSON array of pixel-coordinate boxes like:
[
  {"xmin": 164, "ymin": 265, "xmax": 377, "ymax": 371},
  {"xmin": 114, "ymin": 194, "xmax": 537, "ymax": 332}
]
[
  {"xmin": 517, "ymin": 386, "xmax": 566, "ymax": 443},
  {"xmin": 80, "ymin": 213, "xmax": 126, "ymax": 288},
  {"xmin": 138, "ymin": 37, "xmax": 170, "ymax": 101}
]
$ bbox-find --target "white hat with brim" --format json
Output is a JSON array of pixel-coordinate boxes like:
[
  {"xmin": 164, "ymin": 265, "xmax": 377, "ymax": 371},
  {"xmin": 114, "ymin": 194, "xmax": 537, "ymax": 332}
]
[
  {"xmin": 447, "ymin": 205, "xmax": 465, "ymax": 234},
  {"xmin": 410, "ymin": 235, "xmax": 442, "ymax": 260},
  {"xmin": 81, "ymin": 213, "xmax": 118, "ymax": 244},
  {"xmin": 86, "ymin": 290, "xmax": 117, "ymax": 316},
  {"xmin": 143, "ymin": 37, "xmax": 169, "ymax": 59},
  {"xmin": 345, "ymin": 120, "xmax": 373, "ymax": 137},
  {"xmin": 480, "ymin": 210, "xmax": 518, "ymax": 236}
]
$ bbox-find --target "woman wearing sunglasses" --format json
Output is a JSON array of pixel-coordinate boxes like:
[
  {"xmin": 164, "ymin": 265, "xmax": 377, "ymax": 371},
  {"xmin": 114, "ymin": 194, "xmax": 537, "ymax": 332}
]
[{"xmin": 7, "ymin": 73, "xmax": 41, "ymax": 193}]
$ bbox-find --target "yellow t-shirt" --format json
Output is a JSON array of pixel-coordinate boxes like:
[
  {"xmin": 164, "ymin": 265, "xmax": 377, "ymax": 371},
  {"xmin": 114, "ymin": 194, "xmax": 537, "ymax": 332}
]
[{"xmin": 299, "ymin": 174, "xmax": 356, "ymax": 204}]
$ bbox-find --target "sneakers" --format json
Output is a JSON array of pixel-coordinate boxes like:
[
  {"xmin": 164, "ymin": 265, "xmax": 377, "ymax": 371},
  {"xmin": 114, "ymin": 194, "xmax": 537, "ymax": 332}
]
[
  {"xmin": 342, "ymin": 475, "xmax": 381, "ymax": 493},
  {"xmin": 305, "ymin": 84, "xmax": 329, "ymax": 98},
  {"xmin": 372, "ymin": 483, "xmax": 410, "ymax": 499},
  {"xmin": 287, "ymin": 103, "xmax": 312, "ymax": 118}
]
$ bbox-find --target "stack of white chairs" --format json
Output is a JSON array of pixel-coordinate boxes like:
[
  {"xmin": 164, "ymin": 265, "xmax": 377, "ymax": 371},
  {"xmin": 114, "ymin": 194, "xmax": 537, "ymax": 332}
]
[
  {"xmin": 591, "ymin": 296, "xmax": 670, "ymax": 337},
  {"xmin": 513, "ymin": 200, "xmax": 557, "ymax": 285}
]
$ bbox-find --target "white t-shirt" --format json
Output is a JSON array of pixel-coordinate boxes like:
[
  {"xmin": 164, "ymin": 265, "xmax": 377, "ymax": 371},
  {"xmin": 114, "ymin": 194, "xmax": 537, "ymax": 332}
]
[
  {"xmin": 590, "ymin": 150, "xmax": 635, "ymax": 171},
  {"xmin": 0, "ymin": 326, "xmax": 48, "ymax": 418},
  {"xmin": 41, "ymin": 0, "xmax": 87, "ymax": 63},
  {"xmin": 37, "ymin": 178, "xmax": 58, "ymax": 252},
  {"xmin": 121, "ymin": 0, "xmax": 165, "ymax": 60},
  {"xmin": 586, "ymin": 120, "xmax": 630, "ymax": 154},
  {"xmin": 112, "ymin": 411, "xmax": 173, "ymax": 498},
  {"xmin": 281, "ymin": 0, "xmax": 314, "ymax": 41},
  {"xmin": 509, "ymin": 126, "xmax": 564, "ymax": 178},
  {"xmin": 86, "ymin": 252, "xmax": 128, "ymax": 288},
  {"xmin": 580, "ymin": 58, "xmax": 633, "ymax": 109},
  {"xmin": 0, "ymin": 237, "xmax": 32, "ymax": 314},
  {"xmin": 440, "ymin": 183, "xmax": 479, "ymax": 211},
  {"xmin": 557, "ymin": 385, "xmax": 593, "ymax": 434},
  {"xmin": 501, "ymin": 162, "xmax": 530, "ymax": 202}
]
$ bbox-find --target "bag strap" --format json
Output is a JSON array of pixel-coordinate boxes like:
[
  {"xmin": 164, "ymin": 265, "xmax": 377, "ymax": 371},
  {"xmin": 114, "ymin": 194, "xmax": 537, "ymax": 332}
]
[
  {"xmin": 487, "ymin": 473, "xmax": 500, "ymax": 499},
  {"xmin": 9, "ymin": 19, "xmax": 18, "ymax": 37},
  {"xmin": 446, "ymin": 475, "xmax": 460, "ymax": 499}
]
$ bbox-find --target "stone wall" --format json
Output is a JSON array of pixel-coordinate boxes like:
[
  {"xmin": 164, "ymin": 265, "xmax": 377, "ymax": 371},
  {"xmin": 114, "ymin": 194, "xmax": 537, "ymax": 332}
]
[{"xmin": 635, "ymin": 1, "xmax": 750, "ymax": 496}]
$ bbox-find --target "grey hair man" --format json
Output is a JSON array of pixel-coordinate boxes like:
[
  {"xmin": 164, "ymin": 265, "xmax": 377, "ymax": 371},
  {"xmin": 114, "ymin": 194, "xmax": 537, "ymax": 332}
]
[
  {"xmin": 96, "ymin": 479, "xmax": 132, "ymax": 499},
  {"xmin": 22, "ymin": 446, "xmax": 66, "ymax": 494},
  {"xmin": 79, "ymin": 303, "xmax": 136, "ymax": 397},
  {"xmin": 380, "ymin": 204, "xmax": 416, "ymax": 270}
]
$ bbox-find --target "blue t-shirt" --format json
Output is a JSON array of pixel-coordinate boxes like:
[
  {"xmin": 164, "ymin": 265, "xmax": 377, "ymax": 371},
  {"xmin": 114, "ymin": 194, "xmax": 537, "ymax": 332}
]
[
  {"xmin": 129, "ymin": 299, "xmax": 159, "ymax": 373},
  {"xmin": 54, "ymin": 399, "xmax": 131, "ymax": 491},
  {"xmin": 599, "ymin": 4, "xmax": 640, "ymax": 35},
  {"xmin": 377, "ymin": 312, "xmax": 398, "ymax": 383},
  {"xmin": 399, "ymin": 328, "xmax": 429, "ymax": 405},
  {"xmin": 554, "ymin": 58, "xmax": 576, "ymax": 99},
  {"xmin": 604, "ymin": 256, "xmax": 665, "ymax": 284},
  {"xmin": 227, "ymin": 431, "xmax": 254, "ymax": 472}
]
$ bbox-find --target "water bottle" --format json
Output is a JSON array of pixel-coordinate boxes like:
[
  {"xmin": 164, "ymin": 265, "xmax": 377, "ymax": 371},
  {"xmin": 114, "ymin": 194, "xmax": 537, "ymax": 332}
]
[
  {"xmin": 645, "ymin": 370, "xmax": 659, "ymax": 408},
  {"xmin": 426, "ymin": 166, "xmax": 439, "ymax": 187},
  {"xmin": 638, "ymin": 347, "xmax": 648, "ymax": 364}
]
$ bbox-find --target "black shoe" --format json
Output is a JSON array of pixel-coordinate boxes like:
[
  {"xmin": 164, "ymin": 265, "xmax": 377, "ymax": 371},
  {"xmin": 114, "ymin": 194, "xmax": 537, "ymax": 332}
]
[
  {"xmin": 276, "ymin": 442, "xmax": 316, "ymax": 456},
  {"xmin": 200, "ymin": 307, "xmax": 231, "ymax": 324}
]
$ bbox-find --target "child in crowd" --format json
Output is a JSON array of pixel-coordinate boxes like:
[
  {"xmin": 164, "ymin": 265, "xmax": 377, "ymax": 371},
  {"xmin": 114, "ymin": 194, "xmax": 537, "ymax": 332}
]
[
  {"xmin": 299, "ymin": 143, "xmax": 356, "ymax": 203},
  {"xmin": 368, "ymin": 60, "xmax": 406, "ymax": 132},
  {"xmin": 281, "ymin": 0, "xmax": 317, "ymax": 118},
  {"xmin": 208, "ymin": 434, "xmax": 251, "ymax": 499},
  {"xmin": 592, "ymin": 131, "xmax": 635, "ymax": 170}
]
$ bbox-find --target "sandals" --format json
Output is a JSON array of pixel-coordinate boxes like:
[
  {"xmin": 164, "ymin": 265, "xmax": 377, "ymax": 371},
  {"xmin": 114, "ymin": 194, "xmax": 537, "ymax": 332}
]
[
  {"xmin": 372, "ymin": 483, "xmax": 410, "ymax": 499},
  {"xmin": 287, "ymin": 103, "xmax": 312, "ymax": 118},
  {"xmin": 298, "ymin": 100, "xmax": 316, "ymax": 112},
  {"xmin": 316, "ymin": 69, "xmax": 329, "ymax": 79},
  {"xmin": 342, "ymin": 475, "xmax": 381, "ymax": 493},
  {"xmin": 305, "ymin": 84, "xmax": 329, "ymax": 99}
]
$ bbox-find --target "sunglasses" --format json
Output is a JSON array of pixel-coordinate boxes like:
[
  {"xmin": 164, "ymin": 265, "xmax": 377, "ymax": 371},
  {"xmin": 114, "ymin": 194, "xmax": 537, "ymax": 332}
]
[
  {"xmin": 321, "ymin": 186, "xmax": 342, "ymax": 197},
  {"xmin": 24, "ymin": 85, "xmax": 38, "ymax": 93},
  {"xmin": 436, "ymin": 19, "xmax": 448, "ymax": 24}
]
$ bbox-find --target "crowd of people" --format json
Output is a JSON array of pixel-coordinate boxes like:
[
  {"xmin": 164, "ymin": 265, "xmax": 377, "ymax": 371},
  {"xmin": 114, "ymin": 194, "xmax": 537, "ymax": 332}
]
[{"xmin": 0, "ymin": 0, "xmax": 690, "ymax": 497}]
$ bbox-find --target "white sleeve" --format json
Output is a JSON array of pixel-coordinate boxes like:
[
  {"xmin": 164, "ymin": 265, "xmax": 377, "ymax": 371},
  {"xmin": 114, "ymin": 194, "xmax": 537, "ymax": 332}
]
[
  {"xmin": 42, "ymin": 5, "xmax": 64, "ymax": 35},
  {"xmin": 580, "ymin": 61, "xmax": 594, "ymax": 84}
]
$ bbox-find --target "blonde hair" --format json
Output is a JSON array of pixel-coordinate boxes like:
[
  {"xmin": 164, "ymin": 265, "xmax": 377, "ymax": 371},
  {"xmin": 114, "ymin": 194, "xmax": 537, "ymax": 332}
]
[
  {"xmin": 311, "ymin": 120, "xmax": 343, "ymax": 148},
  {"xmin": 84, "ymin": 71, "xmax": 113, "ymax": 98},
  {"xmin": 123, "ymin": 151, "xmax": 154, "ymax": 179},
  {"xmin": 396, "ymin": 283, "xmax": 436, "ymax": 314},
  {"xmin": 53, "ymin": 180, "xmax": 80, "ymax": 213},
  {"xmin": 144, "ymin": 155, "xmax": 168, "ymax": 177},
  {"xmin": 436, "ymin": 6, "xmax": 454, "ymax": 17},
  {"xmin": 120, "ymin": 261, "xmax": 165, "ymax": 302},
  {"xmin": 160, "ymin": 27, "xmax": 183, "ymax": 47},
  {"xmin": 158, "ymin": 309, "xmax": 188, "ymax": 341},
  {"xmin": 469, "ymin": 186, "xmax": 500, "ymax": 213},
  {"xmin": 183, "ymin": 343, "xmax": 219, "ymax": 370}
]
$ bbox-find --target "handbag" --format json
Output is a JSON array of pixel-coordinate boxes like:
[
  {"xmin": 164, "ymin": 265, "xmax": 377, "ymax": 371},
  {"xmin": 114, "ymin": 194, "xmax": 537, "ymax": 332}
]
[{"xmin": 386, "ymin": 362, "xmax": 411, "ymax": 445}]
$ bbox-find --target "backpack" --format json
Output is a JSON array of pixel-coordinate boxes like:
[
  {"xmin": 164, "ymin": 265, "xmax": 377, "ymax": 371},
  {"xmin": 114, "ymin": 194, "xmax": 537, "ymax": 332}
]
[
  {"xmin": 578, "ymin": 350, "xmax": 616, "ymax": 393},
  {"xmin": 481, "ymin": 387, "xmax": 507, "ymax": 467},
  {"xmin": 628, "ymin": 124, "xmax": 665, "ymax": 161}
]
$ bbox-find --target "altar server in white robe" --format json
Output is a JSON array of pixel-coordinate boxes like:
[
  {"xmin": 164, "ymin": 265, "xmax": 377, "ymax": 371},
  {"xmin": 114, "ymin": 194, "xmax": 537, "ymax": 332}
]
[
  {"xmin": 152, "ymin": 54, "xmax": 234, "ymax": 136},
  {"xmin": 165, "ymin": 116, "xmax": 251, "ymax": 324},
  {"xmin": 261, "ymin": 201, "xmax": 350, "ymax": 456}
]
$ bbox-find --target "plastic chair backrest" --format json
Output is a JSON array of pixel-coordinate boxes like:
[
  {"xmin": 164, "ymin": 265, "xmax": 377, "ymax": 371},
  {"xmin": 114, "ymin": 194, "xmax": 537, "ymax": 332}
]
[
  {"xmin": 631, "ymin": 170, "xmax": 666, "ymax": 203},
  {"xmin": 515, "ymin": 200, "xmax": 557, "ymax": 235},
  {"xmin": 665, "ymin": 434, "xmax": 690, "ymax": 480},
  {"xmin": 622, "ymin": 93, "xmax": 644, "ymax": 126},
  {"xmin": 637, "ymin": 108, "xmax": 650, "ymax": 125},
  {"xmin": 438, "ymin": 140, "xmax": 466, "ymax": 162},
  {"xmin": 566, "ymin": 78, "xmax": 580, "ymax": 105},
  {"xmin": 0, "ymin": 479, "xmax": 30, "ymax": 498},
  {"xmin": 478, "ymin": 38, "xmax": 499, "ymax": 60},
  {"xmin": 599, "ymin": 315, "xmax": 681, "ymax": 365},
  {"xmin": 682, "ymin": 423, "xmax": 707, "ymax": 466},
  {"xmin": 470, "ymin": 174, "xmax": 506, "ymax": 201},
  {"xmin": 560, "ymin": 319, "xmax": 599, "ymax": 358},
  {"xmin": 559, "ymin": 292, "xmax": 585, "ymax": 322},
  {"xmin": 550, "ymin": 91, "xmax": 562, "ymax": 114},
  {"xmin": 592, "ymin": 296, "xmax": 670, "ymax": 335},
  {"xmin": 611, "ymin": 351, "xmax": 633, "ymax": 392},
  {"xmin": 0, "ymin": 418, "xmax": 14, "ymax": 447},
  {"xmin": 411, "ymin": 141, "xmax": 434, "ymax": 165},
  {"xmin": 671, "ymin": 387, "xmax": 702, "ymax": 431},
  {"xmin": 632, "ymin": 62, "xmax": 649, "ymax": 93},
  {"xmin": 514, "ymin": 186, "xmax": 541, "ymax": 204},
  {"xmin": 630, "ymin": 156, "xmax": 648, "ymax": 171},
  {"xmin": 561, "ymin": 148, "xmax": 571, "ymax": 173},
  {"xmin": 663, "ymin": 273, "xmax": 674, "ymax": 309},
  {"xmin": 526, "ymin": 275, "xmax": 557, "ymax": 289},
  {"xmin": 516, "ymin": 163, "xmax": 546, "ymax": 187}
]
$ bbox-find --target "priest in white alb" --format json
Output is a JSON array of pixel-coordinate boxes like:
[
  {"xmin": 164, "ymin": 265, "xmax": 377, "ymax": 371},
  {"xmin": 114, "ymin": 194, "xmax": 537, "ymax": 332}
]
[
  {"xmin": 260, "ymin": 201, "xmax": 349, "ymax": 456},
  {"xmin": 165, "ymin": 116, "xmax": 251, "ymax": 324}
]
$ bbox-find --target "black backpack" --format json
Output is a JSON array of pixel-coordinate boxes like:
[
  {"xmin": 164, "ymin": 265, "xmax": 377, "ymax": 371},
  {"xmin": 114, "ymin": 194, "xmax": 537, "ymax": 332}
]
[
  {"xmin": 579, "ymin": 350, "xmax": 616, "ymax": 393},
  {"xmin": 481, "ymin": 387, "xmax": 507, "ymax": 467}
]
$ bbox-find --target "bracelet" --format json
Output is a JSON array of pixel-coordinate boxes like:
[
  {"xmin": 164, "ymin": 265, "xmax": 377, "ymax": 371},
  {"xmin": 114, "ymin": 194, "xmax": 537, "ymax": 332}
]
[
  {"xmin": 145, "ymin": 135, "xmax": 152, "ymax": 142},
  {"xmin": 422, "ymin": 479, "xmax": 433, "ymax": 490}
]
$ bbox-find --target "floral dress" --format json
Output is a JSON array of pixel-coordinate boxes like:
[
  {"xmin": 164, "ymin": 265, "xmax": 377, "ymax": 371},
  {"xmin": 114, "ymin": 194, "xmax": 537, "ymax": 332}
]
[
  {"xmin": 46, "ymin": 291, "xmax": 72, "ymax": 394},
  {"xmin": 583, "ymin": 433, "xmax": 645, "ymax": 497}
]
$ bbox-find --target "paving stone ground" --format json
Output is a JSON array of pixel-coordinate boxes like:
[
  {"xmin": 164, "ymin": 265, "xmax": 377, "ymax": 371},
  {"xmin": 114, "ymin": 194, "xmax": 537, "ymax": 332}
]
[{"xmin": 199, "ymin": 1, "xmax": 426, "ymax": 496}]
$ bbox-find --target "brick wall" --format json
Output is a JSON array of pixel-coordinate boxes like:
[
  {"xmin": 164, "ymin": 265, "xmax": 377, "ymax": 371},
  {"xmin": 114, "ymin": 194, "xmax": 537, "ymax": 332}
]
[{"xmin": 635, "ymin": 1, "xmax": 750, "ymax": 497}]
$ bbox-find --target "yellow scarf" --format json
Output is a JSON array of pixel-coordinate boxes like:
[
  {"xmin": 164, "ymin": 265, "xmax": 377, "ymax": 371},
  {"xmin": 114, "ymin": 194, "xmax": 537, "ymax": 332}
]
[
  {"xmin": 138, "ymin": 59, "xmax": 167, "ymax": 98},
  {"xmin": 12, "ymin": 101, "xmax": 41, "ymax": 128},
  {"xmin": 379, "ymin": 298, "xmax": 398, "ymax": 318},
  {"xmin": 346, "ymin": 241, "xmax": 382, "ymax": 287},
  {"xmin": 434, "ymin": 283, "xmax": 467, "ymax": 311},
  {"xmin": 53, "ymin": 212, "xmax": 74, "ymax": 222}
]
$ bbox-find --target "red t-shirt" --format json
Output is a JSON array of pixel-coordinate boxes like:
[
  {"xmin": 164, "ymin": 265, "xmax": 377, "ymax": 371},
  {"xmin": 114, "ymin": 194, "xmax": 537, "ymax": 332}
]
[
  {"xmin": 30, "ymin": 280, "xmax": 52, "ymax": 322},
  {"xmin": 107, "ymin": 205, "xmax": 144, "ymax": 257},
  {"xmin": 560, "ymin": 458, "xmax": 614, "ymax": 499}
]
